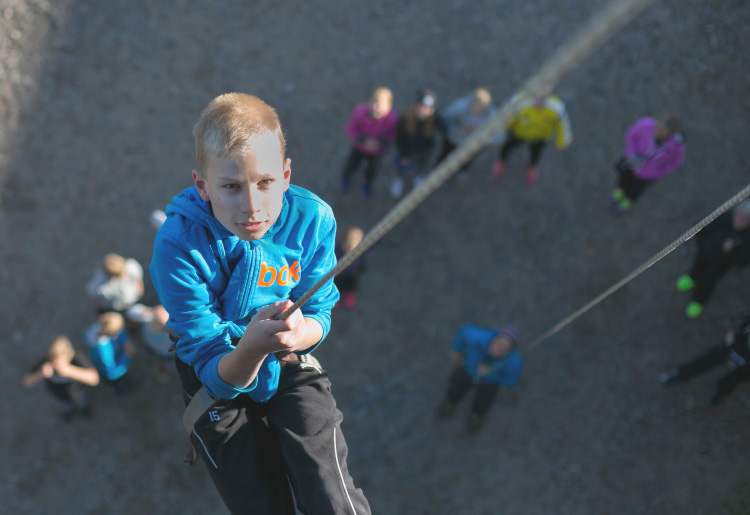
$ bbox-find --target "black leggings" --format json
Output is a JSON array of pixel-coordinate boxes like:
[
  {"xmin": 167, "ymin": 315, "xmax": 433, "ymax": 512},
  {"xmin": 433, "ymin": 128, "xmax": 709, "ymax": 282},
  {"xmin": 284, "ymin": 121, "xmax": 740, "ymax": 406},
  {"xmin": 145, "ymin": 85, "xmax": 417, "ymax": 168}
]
[
  {"xmin": 500, "ymin": 133, "xmax": 547, "ymax": 166},
  {"xmin": 616, "ymin": 157, "xmax": 652, "ymax": 201},
  {"xmin": 689, "ymin": 252, "xmax": 732, "ymax": 304},
  {"xmin": 674, "ymin": 343, "xmax": 750, "ymax": 397},
  {"xmin": 342, "ymin": 147, "xmax": 382, "ymax": 185}
]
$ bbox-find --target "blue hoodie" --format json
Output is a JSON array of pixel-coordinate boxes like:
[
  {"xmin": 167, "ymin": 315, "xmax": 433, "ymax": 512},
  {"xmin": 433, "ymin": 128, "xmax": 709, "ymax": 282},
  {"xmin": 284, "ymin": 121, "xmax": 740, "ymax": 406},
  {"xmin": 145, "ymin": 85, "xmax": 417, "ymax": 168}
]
[
  {"xmin": 451, "ymin": 325, "xmax": 524, "ymax": 387},
  {"xmin": 150, "ymin": 185, "xmax": 339, "ymax": 401}
]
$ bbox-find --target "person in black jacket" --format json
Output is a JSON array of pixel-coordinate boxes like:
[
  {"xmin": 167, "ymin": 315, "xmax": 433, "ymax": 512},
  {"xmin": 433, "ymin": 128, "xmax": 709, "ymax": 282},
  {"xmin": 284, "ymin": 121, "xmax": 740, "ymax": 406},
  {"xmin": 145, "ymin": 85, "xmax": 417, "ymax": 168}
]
[
  {"xmin": 676, "ymin": 200, "xmax": 750, "ymax": 318},
  {"xmin": 23, "ymin": 336, "xmax": 100, "ymax": 420},
  {"xmin": 389, "ymin": 88, "xmax": 438, "ymax": 198},
  {"xmin": 661, "ymin": 317, "xmax": 750, "ymax": 405}
]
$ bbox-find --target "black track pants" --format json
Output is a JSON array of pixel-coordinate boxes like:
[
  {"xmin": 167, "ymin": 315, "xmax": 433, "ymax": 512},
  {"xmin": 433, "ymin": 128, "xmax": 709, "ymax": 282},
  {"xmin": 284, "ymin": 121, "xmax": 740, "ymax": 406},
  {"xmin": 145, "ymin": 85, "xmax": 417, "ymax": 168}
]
[{"xmin": 176, "ymin": 357, "xmax": 371, "ymax": 515}]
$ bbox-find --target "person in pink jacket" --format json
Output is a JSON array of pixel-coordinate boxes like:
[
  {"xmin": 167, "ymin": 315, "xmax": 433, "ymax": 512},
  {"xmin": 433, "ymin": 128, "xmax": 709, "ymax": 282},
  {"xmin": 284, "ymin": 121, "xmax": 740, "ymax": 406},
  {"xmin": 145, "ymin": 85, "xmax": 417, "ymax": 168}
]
[
  {"xmin": 340, "ymin": 87, "xmax": 398, "ymax": 197},
  {"xmin": 610, "ymin": 114, "xmax": 685, "ymax": 213}
]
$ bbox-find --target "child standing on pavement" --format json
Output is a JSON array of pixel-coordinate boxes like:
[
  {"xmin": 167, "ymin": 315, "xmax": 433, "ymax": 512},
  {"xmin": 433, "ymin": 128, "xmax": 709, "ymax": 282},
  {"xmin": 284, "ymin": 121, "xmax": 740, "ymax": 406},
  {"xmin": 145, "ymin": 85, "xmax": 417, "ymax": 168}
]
[
  {"xmin": 340, "ymin": 87, "xmax": 398, "ymax": 197},
  {"xmin": 334, "ymin": 226, "xmax": 367, "ymax": 309},
  {"xmin": 84, "ymin": 312, "xmax": 136, "ymax": 395},
  {"xmin": 611, "ymin": 114, "xmax": 685, "ymax": 213},
  {"xmin": 390, "ymin": 88, "xmax": 439, "ymax": 198},
  {"xmin": 493, "ymin": 91, "xmax": 572, "ymax": 187},
  {"xmin": 437, "ymin": 324, "xmax": 524, "ymax": 432},
  {"xmin": 23, "ymin": 336, "xmax": 100, "ymax": 421},
  {"xmin": 150, "ymin": 93, "xmax": 370, "ymax": 514}
]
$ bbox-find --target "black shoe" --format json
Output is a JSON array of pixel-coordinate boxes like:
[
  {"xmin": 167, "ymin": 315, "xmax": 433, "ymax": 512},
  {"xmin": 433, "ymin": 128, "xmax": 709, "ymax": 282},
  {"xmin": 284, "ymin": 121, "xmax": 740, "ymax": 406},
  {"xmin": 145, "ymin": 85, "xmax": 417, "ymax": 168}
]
[
  {"xmin": 436, "ymin": 400, "xmax": 456, "ymax": 419},
  {"xmin": 467, "ymin": 413, "xmax": 485, "ymax": 433},
  {"xmin": 710, "ymin": 390, "xmax": 729, "ymax": 406}
]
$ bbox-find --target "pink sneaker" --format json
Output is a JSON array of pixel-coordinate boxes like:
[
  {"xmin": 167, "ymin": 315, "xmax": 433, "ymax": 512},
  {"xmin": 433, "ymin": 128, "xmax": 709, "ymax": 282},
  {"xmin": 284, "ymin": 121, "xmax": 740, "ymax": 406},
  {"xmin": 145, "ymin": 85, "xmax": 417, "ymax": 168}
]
[
  {"xmin": 525, "ymin": 166, "xmax": 539, "ymax": 187},
  {"xmin": 492, "ymin": 160, "xmax": 506, "ymax": 181},
  {"xmin": 343, "ymin": 291, "xmax": 357, "ymax": 309}
]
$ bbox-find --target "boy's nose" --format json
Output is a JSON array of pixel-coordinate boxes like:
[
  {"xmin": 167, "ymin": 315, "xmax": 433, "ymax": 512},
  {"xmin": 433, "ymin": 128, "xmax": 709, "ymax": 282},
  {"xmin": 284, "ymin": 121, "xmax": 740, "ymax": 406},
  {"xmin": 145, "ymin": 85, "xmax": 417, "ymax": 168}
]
[{"xmin": 243, "ymin": 188, "xmax": 261, "ymax": 214}]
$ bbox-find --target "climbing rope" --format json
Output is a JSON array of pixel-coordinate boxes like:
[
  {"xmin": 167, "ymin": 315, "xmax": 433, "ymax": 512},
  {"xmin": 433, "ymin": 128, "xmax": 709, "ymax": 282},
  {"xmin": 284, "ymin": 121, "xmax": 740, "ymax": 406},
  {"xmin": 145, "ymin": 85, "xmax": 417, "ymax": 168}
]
[
  {"xmin": 276, "ymin": 0, "xmax": 656, "ymax": 321},
  {"xmin": 185, "ymin": 0, "xmax": 680, "ymax": 441},
  {"xmin": 522, "ymin": 183, "xmax": 750, "ymax": 352}
]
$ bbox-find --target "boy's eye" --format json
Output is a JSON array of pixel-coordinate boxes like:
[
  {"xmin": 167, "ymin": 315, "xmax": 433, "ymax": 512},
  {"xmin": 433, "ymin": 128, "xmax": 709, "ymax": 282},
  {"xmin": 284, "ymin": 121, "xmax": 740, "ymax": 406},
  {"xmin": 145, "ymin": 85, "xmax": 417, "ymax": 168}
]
[
  {"xmin": 258, "ymin": 179, "xmax": 274, "ymax": 186},
  {"xmin": 223, "ymin": 184, "xmax": 240, "ymax": 190}
]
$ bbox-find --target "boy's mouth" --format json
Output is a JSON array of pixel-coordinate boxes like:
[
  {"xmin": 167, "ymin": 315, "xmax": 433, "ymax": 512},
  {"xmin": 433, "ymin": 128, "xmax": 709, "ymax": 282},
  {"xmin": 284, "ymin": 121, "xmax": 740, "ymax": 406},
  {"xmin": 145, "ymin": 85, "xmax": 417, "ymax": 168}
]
[{"xmin": 239, "ymin": 221, "xmax": 265, "ymax": 231}]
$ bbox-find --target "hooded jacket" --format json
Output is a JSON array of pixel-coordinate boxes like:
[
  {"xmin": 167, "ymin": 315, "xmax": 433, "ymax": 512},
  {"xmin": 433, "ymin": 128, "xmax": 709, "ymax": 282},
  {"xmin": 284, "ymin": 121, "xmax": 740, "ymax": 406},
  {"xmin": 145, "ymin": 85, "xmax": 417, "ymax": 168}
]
[
  {"xmin": 451, "ymin": 325, "xmax": 524, "ymax": 387},
  {"xmin": 345, "ymin": 103, "xmax": 398, "ymax": 157},
  {"xmin": 506, "ymin": 93, "xmax": 573, "ymax": 149},
  {"xmin": 150, "ymin": 185, "xmax": 338, "ymax": 401},
  {"xmin": 624, "ymin": 117, "xmax": 685, "ymax": 181}
]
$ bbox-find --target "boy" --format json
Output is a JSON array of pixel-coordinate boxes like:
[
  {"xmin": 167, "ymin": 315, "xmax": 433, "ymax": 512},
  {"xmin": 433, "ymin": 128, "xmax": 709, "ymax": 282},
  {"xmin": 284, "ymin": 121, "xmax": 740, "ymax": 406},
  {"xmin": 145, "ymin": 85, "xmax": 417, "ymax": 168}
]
[
  {"xmin": 23, "ymin": 336, "xmax": 100, "ymax": 421},
  {"xmin": 150, "ymin": 93, "xmax": 370, "ymax": 514},
  {"xmin": 437, "ymin": 324, "xmax": 524, "ymax": 432}
]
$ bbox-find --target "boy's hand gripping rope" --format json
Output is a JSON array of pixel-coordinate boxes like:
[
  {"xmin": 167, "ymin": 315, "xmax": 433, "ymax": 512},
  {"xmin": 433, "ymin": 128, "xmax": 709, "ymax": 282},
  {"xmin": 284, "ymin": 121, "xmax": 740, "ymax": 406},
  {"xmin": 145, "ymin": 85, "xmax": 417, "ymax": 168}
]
[{"xmin": 275, "ymin": 0, "xmax": 656, "ymax": 322}]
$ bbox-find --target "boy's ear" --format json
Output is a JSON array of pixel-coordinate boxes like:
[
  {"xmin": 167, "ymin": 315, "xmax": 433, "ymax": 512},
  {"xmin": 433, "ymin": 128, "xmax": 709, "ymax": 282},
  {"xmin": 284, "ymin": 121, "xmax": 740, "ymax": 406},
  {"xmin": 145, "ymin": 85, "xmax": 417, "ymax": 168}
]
[
  {"xmin": 282, "ymin": 158, "xmax": 292, "ymax": 191},
  {"xmin": 192, "ymin": 169, "xmax": 212, "ymax": 201}
]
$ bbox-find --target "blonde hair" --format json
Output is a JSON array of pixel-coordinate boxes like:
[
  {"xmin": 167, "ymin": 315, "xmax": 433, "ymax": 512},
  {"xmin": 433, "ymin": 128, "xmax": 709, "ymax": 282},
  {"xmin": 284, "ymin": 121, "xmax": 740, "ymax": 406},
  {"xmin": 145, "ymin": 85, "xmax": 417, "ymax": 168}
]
[
  {"xmin": 98, "ymin": 312, "xmax": 125, "ymax": 337},
  {"xmin": 103, "ymin": 254, "xmax": 126, "ymax": 278},
  {"xmin": 193, "ymin": 93, "xmax": 286, "ymax": 177},
  {"xmin": 472, "ymin": 88, "xmax": 492, "ymax": 110},
  {"xmin": 341, "ymin": 226, "xmax": 364, "ymax": 253},
  {"xmin": 47, "ymin": 336, "xmax": 74, "ymax": 361},
  {"xmin": 371, "ymin": 87, "xmax": 393, "ymax": 108}
]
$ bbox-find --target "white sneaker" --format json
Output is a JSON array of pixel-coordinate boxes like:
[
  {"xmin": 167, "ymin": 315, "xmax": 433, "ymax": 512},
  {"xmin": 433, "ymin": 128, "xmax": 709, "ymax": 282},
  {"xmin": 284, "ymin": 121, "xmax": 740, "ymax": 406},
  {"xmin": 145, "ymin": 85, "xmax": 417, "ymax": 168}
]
[{"xmin": 390, "ymin": 177, "xmax": 404, "ymax": 198}]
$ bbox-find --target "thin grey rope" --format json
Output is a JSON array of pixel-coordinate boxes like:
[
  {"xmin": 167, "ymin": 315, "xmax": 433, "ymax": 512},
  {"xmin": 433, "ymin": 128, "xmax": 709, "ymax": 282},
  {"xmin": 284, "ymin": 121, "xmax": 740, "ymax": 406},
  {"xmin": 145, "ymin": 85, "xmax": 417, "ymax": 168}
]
[
  {"xmin": 276, "ymin": 0, "xmax": 655, "ymax": 321},
  {"xmin": 522, "ymin": 184, "xmax": 750, "ymax": 352}
]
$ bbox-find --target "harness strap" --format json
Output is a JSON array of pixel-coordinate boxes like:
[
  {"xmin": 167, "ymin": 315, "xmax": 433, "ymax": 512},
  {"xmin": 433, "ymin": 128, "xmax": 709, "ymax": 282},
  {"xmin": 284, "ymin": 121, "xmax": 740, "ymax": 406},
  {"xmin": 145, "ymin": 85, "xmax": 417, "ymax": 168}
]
[
  {"xmin": 182, "ymin": 387, "xmax": 216, "ymax": 439},
  {"xmin": 180, "ymin": 353, "xmax": 322, "ymax": 440}
]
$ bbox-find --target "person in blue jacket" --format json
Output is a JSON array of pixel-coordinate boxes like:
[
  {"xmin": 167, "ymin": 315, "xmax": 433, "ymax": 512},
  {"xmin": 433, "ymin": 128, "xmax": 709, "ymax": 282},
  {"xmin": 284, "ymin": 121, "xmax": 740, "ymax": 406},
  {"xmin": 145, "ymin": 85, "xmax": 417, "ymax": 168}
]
[
  {"xmin": 150, "ymin": 93, "xmax": 369, "ymax": 515},
  {"xmin": 83, "ymin": 312, "xmax": 136, "ymax": 395},
  {"xmin": 437, "ymin": 324, "xmax": 524, "ymax": 432}
]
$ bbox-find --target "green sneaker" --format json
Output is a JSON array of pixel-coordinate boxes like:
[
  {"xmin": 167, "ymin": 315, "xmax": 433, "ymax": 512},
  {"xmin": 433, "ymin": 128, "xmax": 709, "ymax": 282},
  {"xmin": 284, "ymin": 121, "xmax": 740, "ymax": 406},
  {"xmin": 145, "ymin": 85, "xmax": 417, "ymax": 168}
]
[
  {"xmin": 686, "ymin": 301, "xmax": 703, "ymax": 318},
  {"xmin": 676, "ymin": 275, "xmax": 695, "ymax": 292},
  {"xmin": 611, "ymin": 188, "xmax": 625, "ymax": 202},
  {"xmin": 617, "ymin": 197, "xmax": 632, "ymax": 213}
]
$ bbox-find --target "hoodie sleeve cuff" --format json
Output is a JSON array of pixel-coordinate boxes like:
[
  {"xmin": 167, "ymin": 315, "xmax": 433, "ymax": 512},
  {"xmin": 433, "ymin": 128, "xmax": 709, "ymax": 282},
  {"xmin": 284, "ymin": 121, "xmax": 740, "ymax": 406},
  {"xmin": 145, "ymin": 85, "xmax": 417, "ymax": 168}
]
[
  {"xmin": 198, "ymin": 353, "xmax": 258, "ymax": 399},
  {"xmin": 295, "ymin": 313, "xmax": 330, "ymax": 355}
]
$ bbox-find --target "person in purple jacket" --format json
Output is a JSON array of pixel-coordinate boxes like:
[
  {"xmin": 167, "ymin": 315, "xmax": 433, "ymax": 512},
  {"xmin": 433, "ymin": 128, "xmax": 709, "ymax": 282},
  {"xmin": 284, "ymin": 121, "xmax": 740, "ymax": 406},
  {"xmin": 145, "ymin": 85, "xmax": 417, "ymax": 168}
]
[
  {"xmin": 610, "ymin": 114, "xmax": 685, "ymax": 213},
  {"xmin": 436, "ymin": 324, "xmax": 524, "ymax": 432},
  {"xmin": 340, "ymin": 87, "xmax": 398, "ymax": 197}
]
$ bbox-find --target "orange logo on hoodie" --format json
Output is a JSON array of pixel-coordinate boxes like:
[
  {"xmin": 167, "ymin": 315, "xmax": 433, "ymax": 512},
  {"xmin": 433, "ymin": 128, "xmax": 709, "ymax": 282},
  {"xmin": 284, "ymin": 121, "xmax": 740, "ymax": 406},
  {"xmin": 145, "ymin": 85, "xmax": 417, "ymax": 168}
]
[{"xmin": 258, "ymin": 261, "xmax": 301, "ymax": 287}]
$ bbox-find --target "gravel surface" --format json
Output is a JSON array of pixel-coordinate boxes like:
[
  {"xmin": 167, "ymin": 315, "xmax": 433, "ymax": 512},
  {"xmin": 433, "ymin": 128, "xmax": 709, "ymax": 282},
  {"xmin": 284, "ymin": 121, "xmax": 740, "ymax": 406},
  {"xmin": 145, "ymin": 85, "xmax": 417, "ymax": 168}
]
[{"xmin": 2, "ymin": 1, "xmax": 749, "ymax": 513}]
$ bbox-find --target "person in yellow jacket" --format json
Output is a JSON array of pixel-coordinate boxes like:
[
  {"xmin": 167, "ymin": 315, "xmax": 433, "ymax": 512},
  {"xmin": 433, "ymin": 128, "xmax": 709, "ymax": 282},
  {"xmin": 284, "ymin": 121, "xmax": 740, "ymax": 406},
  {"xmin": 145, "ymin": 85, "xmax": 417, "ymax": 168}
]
[{"xmin": 492, "ymin": 91, "xmax": 572, "ymax": 187}]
